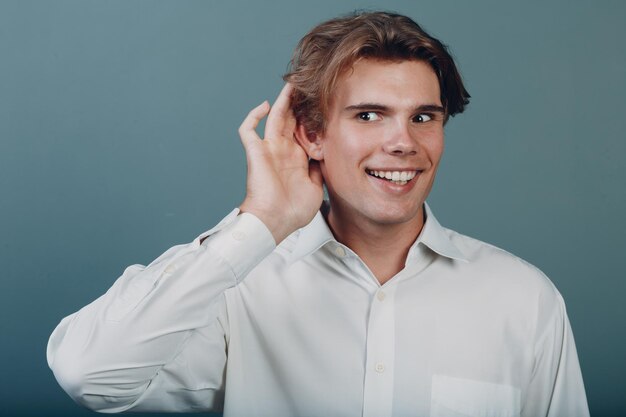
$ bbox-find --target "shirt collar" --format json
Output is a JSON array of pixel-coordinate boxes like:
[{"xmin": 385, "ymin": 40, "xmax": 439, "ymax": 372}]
[
  {"xmin": 413, "ymin": 203, "xmax": 469, "ymax": 263},
  {"xmin": 288, "ymin": 201, "xmax": 468, "ymax": 264},
  {"xmin": 288, "ymin": 206, "xmax": 336, "ymax": 264}
]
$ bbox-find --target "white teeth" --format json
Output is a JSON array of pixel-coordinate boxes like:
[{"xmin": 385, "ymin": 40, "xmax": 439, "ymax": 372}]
[{"xmin": 366, "ymin": 169, "xmax": 419, "ymax": 184}]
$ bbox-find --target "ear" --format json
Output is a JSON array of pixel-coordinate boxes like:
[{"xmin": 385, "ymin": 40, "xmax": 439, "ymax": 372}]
[{"xmin": 294, "ymin": 123, "xmax": 324, "ymax": 161}]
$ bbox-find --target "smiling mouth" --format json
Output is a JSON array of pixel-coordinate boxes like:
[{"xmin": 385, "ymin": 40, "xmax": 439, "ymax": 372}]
[{"xmin": 365, "ymin": 169, "xmax": 420, "ymax": 185}]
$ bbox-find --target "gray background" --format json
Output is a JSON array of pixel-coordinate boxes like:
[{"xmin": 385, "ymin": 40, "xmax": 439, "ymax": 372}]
[{"xmin": 1, "ymin": 0, "xmax": 624, "ymax": 416}]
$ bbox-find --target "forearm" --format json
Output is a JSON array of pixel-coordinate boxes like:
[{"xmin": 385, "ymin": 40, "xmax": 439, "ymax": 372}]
[{"xmin": 47, "ymin": 211, "xmax": 275, "ymax": 411}]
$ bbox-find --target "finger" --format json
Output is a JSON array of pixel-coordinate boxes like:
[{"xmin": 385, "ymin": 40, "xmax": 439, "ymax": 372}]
[
  {"xmin": 238, "ymin": 101, "xmax": 270, "ymax": 147},
  {"xmin": 283, "ymin": 105, "xmax": 297, "ymax": 139},
  {"xmin": 308, "ymin": 159, "xmax": 324, "ymax": 188},
  {"xmin": 265, "ymin": 83, "xmax": 294, "ymax": 140}
]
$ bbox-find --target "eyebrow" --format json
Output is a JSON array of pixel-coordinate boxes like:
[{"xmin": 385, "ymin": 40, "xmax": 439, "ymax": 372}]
[{"xmin": 344, "ymin": 103, "xmax": 446, "ymax": 114}]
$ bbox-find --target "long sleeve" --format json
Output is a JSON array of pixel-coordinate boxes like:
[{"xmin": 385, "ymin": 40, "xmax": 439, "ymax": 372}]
[
  {"xmin": 522, "ymin": 283, "xmax": 589, "ymax": 417},
  {"xmin": 46, "ymin": 210, "xmax": 275, "ymax": 412}
]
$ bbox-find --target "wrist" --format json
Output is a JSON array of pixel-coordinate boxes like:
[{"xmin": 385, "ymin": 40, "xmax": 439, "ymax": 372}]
[{"xmin": 238, "ymin": 204, "xmax": 296, "ymax": 245}]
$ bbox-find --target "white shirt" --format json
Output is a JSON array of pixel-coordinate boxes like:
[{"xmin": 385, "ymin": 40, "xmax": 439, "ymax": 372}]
[{"xmin": 47, "ymin": 204, "xmax": 589, "ymax": 417}]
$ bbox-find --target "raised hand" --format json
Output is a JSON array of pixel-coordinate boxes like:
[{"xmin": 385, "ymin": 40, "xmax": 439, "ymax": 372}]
[{"xmin": 238, "ymin": 84, "xmax": 324, "ymax": 244}]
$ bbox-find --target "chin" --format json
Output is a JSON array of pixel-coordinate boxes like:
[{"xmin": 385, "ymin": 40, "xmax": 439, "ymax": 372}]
[{"xmin": 362, "ymin": 203, "xmax": 423, "ymax": 226}]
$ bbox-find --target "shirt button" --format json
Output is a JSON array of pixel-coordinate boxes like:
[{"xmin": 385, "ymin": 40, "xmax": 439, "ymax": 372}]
[
  {"xmin": 375, "ymin": 362, "xmax": 385, "ymax": 373},
  {"xmin": 376, "ymin": 291, "xmax": 386, "ymax": 301},
  {"xmin": 164, "ymin": 264, "xmax": 176, "ymax": 274},
  {"xmin": 334, "ymin": 246, "xmax": 346, "ymax": 257},
  {"xmin": 232, "ymin": 230, "xmax": 246, "ymax": 241}
]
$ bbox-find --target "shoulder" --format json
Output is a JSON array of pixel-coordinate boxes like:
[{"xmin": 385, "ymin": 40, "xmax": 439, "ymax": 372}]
[
  {"xmin": 436, "ymin": 227, "xmax": 570, "ymax": 340},
  {"xmin": 444, "ymin": 226, "xmax": 562, "ymax": 302}
]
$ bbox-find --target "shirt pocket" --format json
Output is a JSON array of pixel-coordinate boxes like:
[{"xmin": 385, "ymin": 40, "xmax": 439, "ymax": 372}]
[{"xmin": 430, "ymin": 375, "xmax": 520, "ymax": 417}]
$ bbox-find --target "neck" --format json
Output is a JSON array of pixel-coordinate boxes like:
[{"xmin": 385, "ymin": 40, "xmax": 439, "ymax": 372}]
[{"xmin": 324, "ymin": 201, "xmax": 425, "ymax": 285}]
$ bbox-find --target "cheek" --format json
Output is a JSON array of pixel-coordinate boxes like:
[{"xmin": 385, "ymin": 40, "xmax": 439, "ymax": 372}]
[
  {"xmin": 422, "ymin": 131, "xmax": 445, "ymax": 163},
  {"xmin": 322, "ymin": 132, "xmax": 367, "ymax": 171},
  {"xmin": 432, "ymin": 141, "xmax": 445, "ymax": 163}
]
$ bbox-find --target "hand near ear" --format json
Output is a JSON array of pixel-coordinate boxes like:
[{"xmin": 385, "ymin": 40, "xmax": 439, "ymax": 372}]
[{"xmin": 238, "ymin": 84, "xmax": 324, "ymax": 244}]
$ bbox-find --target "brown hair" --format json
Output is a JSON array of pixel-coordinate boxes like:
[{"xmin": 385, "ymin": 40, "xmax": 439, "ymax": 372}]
[{"xmin": 284, "ymin": 11, "xmax": 470, "ymax": 136}]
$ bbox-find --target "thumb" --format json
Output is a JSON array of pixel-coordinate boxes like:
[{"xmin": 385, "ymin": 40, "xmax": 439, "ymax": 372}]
[{"xmin": 238, "ymin": 101, "xmax": 270, "ymax": 149}]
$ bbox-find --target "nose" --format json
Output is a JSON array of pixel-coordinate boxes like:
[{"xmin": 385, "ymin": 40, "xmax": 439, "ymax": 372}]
[{"xmin": 382, "ymin": 120, "xmax": 418, "ymax": 156}]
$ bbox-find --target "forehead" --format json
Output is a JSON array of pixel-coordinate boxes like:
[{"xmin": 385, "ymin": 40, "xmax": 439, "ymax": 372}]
[{"xmin": 333, "ymin": 59, "xmax": 441, "ymax": 108}]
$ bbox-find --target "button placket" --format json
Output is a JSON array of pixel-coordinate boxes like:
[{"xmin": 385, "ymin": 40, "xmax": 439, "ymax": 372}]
[
  {"xmin": 362, "ymin": 285, "xmax": 396, "ymax": 417},
  {"xmin": 334, "ymin": 245, "xmax": 347, "ymax": 258}
]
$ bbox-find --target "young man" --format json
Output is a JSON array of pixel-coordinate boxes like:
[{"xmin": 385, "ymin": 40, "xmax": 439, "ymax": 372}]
[{"xmin": 48, "ymin": 12, "xmax": 589, "ymax": 417}]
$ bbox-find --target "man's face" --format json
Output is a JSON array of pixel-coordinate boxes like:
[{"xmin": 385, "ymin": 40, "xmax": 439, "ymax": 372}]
[{"xmin": 317, "ymin": 58, "xmax": 445, "ymax": 228}]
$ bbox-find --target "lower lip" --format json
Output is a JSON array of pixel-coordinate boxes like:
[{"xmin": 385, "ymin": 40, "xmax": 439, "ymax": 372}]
[{"xmin": 366, "ymin": 172, "xmax": 420, "ymax": 195}]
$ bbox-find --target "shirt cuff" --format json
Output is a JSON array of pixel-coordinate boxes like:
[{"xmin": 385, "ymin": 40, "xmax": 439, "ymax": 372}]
[{"xmin": 201, "ymin": 212, "xmax": 276, "ymax": 282}]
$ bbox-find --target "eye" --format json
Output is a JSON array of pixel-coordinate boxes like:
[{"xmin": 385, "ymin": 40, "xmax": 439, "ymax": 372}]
[
  {"xmin": 413, "ymin": 113, "xmax": 433, "ymax": 123},
  {"xmin": 357, "ymin": 112, "xmax": 381, "ymax": 122}
]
